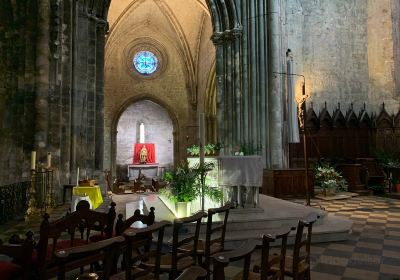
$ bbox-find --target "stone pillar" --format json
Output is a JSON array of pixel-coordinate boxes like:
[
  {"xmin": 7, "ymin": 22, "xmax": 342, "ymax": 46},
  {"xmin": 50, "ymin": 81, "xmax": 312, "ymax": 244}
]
[
  {"xmin": 212, "ymin": 33, "xmax": 226, "ymax": 148},
  {"xmin": 267, "ymin": 0, "xmax": 284, "ymax": 168},
  {"xmin": 35, "ymin": 0, "xmax": 51, "ymax": 154},
  {"xmin": 95, "ymin": 22, "xmax": 106, "ymax": 174},
  {"xmin": 212, "ymin": 25, "xmax": 243, "ymax": 154}
]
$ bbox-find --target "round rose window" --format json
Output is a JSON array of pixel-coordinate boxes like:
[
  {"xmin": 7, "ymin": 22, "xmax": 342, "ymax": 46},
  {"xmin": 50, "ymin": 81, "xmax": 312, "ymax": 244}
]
[{"xmin": 133, "ymin": 51, "xmax": 158, "ymax": 75}]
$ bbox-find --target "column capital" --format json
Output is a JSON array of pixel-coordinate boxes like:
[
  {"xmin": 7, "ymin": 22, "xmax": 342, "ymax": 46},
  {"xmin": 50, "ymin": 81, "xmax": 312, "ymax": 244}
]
[
  {"xmin": 211, "ymin": 32, "xmax": 225, "ymax": 45},
  {"xmin": 231, "ymin": 26, "xmax": 243, "ymax": 38}
]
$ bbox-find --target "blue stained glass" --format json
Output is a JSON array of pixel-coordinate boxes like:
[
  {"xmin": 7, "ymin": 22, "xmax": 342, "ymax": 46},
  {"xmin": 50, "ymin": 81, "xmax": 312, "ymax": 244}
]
[{"xmin": 133, "ymin": 51, "xmax": 158, "ymax": 75}]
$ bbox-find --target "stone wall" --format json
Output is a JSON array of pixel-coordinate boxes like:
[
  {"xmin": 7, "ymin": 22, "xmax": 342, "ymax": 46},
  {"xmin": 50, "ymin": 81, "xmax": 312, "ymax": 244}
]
[
  {"xmin": 104, "ymin": 0, "xmax": 215, "ymax": 174},
  {"xmin": 0, "ymin": 0, "xmax": 37, "ymax": 185},
  {"xmin": 284, "ymin": 0, "xmax": 399, "ymax": 115},
  {"xmin": 116, "ymin": 100, "xmax": 174, "ymax": 168},
  {"xmin": 0, "ymin": 0, "xmax": 111, "ymax": 196}
]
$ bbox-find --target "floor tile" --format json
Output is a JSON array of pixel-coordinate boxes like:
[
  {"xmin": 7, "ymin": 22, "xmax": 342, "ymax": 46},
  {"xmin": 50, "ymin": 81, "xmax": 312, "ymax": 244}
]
[
  {"xmin": 380, "ymin": 263, "xmax": 400, "ymax": 276},
  {"xmin": 312, "ymin": 263, "xmax": 346, "ymax": 276},
  {"xmin": 343, "ymin": 267, "xmax": 379, "ymax": 280},
  {"xmin": 310, "ymin": 271, "xmax": 342, "ymax": 280}
]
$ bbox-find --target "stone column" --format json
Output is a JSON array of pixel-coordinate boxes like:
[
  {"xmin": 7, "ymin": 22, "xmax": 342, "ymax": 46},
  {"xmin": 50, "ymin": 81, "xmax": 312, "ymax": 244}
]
[
  {"xmin": 232, "ymin": 27, "xmax": 243, "ymax": 144},
  {"xmin": 35, "ymin": 0, "xmax": 51, "ymax": 153},
  {"xmin": 267, "ymin": 0, "xmax": 284, "ymax": 168},
  {"xmin": 212, "ymin": 33, "xmax": 226, "ymax": 148},
  {"xmin": 95, "ymin": 21, "xmax": 107, "ymax": 174}
]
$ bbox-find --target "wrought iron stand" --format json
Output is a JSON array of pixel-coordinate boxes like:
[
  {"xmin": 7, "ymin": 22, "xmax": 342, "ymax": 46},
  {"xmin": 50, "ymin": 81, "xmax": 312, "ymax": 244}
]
[{"xmin": 26, "ymin": 169, "xmax": 54, "ymax": 217}]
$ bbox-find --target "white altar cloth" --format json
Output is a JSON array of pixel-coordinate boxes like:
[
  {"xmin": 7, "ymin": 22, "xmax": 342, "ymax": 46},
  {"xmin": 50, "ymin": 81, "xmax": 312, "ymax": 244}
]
[{"xmin": 218, "ymin": 156, "xmax": 263, "ymax": 187}]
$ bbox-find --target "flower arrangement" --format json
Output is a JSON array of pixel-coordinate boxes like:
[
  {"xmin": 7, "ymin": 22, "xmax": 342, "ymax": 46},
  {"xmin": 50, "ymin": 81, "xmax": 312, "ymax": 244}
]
[{"xmin": 314, "ymin": 163, "xmax": 348, "ymax": 194}]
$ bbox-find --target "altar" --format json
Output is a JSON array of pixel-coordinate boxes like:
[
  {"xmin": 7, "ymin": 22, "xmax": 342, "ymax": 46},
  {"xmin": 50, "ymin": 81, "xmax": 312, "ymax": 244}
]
[
  {"xmin": 187, "ymin": 156, "xmax": 263, "ymax": 208},
  {"xmin": 128, "ymin": 164, "xmax": 160, "ymax": 180},
  {"xmin": 128, "ymin": 142, "xmax": 159, "ymax": 180}
]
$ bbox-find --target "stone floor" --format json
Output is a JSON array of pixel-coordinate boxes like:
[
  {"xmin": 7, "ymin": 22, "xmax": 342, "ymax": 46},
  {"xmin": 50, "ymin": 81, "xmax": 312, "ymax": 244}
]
[
  {"xmin": 285, "ymin": 196, "xmax": 400, "ymax": 280},
  {"xmin": 1, "ymin": 194, "xmax": 400, "ymax": 279}
]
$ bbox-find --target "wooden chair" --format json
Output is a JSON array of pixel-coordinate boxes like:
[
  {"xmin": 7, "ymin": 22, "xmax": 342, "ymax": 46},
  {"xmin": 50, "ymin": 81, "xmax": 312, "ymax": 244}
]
[
  {"xmin": 54, "ymin": 235, "xmax": 125, "ymax": 280},
  {"xmin": 212, "ymin": 241, "xmax": 257, "ymax": 280},
  {"xmin": 110, "ymin": 220, "xmax": 171, "ymax": 280},
  {"xmin": 35, "ymin": 200, "xmax": 116, "ymax": 279},
  {"xmin": 0, "ymin": 231, "xmax": 34, "ymax": 280},
  {"xmin": 143, "ymin": 211, "xmax": 206, "ymax": 280},
  {"xmin": 115, "ymin": 207, "xmax": 156, "ymax": 236},
  {"xmin": 277, "ymin": 213, "xmax": 319, "ymax": 280},
  {"xmin": 180, "ymin": 203, "xmax": 230, "ymax": 279},
  {"xmin": 108, "ymin": 206, "xmax": 156, "ymax": 274},
  {"xmin": 356, "ymin": 158, "xmax": 385, "ymax": 187},
  {"xmin": 247, "ymin": 227, "xmax": 293, "ymax": 280}
]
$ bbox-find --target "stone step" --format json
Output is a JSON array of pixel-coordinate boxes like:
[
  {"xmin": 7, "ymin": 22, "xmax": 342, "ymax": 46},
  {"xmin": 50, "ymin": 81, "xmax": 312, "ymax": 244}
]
[{"xmin": 140, "ymin": 194, "xmax": 351, "ymax": 244}]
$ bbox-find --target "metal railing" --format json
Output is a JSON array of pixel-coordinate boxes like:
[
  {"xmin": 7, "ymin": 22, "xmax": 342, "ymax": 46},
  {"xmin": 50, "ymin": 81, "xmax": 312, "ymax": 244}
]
[{"xmin": 0, "ymin": 181, "xmax": 30, "ymax": 224}]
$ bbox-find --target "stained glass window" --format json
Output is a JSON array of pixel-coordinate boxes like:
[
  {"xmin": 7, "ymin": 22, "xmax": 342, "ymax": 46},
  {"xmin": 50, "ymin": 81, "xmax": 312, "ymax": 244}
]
[{"xmin": 133, "ymin": 51, "xmax": 158, "ymax": 75}]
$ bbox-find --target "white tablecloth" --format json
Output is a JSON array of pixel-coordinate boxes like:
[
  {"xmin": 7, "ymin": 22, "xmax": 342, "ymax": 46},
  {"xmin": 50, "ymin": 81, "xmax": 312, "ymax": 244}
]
[
  {"xmin": 71, "ymin": 195, "xmax": 92, "ymax": 212},
  {"xmin": 218, "ymin": 156, "xmax": 263, "ymax": 187}
]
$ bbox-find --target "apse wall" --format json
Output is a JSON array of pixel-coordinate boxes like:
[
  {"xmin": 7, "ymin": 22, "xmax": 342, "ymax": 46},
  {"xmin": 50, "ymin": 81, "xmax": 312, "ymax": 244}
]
[
  {"xmin": 116, "ymin": 100, "xmax": 174, "ymax": 179},
  {"xmin": 104, "ymin": 0, "xmax": 215, "ymax": 172},
  {"xmin": 284, "ymin": 0, "xmax": 400, "ymax": 115}
]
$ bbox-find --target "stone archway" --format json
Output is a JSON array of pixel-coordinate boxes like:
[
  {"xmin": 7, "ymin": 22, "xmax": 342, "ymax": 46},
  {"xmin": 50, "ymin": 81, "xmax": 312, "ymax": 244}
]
[
  {"xmin": 110, "ymin": 96, "xmax": 180, "ymax": 178},
  {"xmin": 103, "ymin": 0, "xmax": 243, "ymax": 174}
]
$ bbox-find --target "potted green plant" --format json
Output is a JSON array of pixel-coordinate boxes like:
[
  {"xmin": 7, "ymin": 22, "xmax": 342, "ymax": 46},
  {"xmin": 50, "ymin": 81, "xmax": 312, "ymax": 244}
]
[
  {"xmin": 187, "ymin": 145, "xmax": 200, "ymax": 156},
  {"xmin": 367, "ymin": 185, "xmax": 385, "ymax": 195},
  {"xmin": 160, "ymin": 161, "xmax": 223, "ymax": 217},
  {"xmin": 393, "ymin": 178, "xmax": 400, "ymax": 192},
  {"xmin": 375, "ymin": 150, "xmax": 400, "ymax": 168},
  {"xmin": 187, "ymin": 143, "xmax": 223, "ymax": 156},
  {"xmin": 314, "ymin": 163, "xmax": 348, "ymax": 196}
]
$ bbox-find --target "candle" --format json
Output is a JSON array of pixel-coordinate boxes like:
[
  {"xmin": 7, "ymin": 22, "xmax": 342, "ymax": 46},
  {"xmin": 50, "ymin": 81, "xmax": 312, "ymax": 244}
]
[
  {"xmin": 139, "ymin": 123, "xmax": 145, "ymax": 143},
  {"xmin": 31, "ymin": 151, "xmax": 36, "ymax": 170},
  {"xmin": 47, "ymin": 152, "xmax": 51, "ymax": 168},
  {"xmin": 76, "ymin": 167, "xmax": 80, "ymax": 186}
]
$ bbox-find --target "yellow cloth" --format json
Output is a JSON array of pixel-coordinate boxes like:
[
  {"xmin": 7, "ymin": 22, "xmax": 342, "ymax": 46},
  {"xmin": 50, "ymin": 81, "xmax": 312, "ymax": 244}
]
[{"xmin": 73, "ymin": 185, "xmax": 103, "ymax": 209}]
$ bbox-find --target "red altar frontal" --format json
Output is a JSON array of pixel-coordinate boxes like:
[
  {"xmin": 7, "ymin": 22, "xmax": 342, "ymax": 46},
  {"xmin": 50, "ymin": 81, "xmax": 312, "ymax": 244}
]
[{"xmin": 133, "ymin": 143, "xmax": 156, "ymax": 164}]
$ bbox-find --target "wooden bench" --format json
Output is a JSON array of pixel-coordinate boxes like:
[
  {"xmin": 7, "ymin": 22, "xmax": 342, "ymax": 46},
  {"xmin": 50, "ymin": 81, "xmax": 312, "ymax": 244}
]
[
  {"xmin": 35, "ymin": 200, "xmax": 116, "ymax": 279},
  {"xmin": 0, "ymin": 231, "xmax": 34, "ymax": 280}
]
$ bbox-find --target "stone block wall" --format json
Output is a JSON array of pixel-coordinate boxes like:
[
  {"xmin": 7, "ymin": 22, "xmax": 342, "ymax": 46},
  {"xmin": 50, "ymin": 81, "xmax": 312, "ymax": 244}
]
[
  {"xmin": 116, "ymin": 100, "xmax": 174, "ymax": 168},
  {"xmin": 0, "ymin": 0, "xmax": 111, "ymax": 197},
  {"xmin": 0, "ymin": 0, "xmax": 37, "ymax": 185},
  {"xmin": 284, "ymin": 0, "xmax": 400, "ymax": 115}
]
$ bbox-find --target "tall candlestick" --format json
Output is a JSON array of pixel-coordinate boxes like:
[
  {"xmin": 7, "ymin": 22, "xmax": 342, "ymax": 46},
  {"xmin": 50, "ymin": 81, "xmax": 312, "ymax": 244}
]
[
  {"xmin": 31, "ymin": 151, "xmax": 36, "ymax": 170},
  {"xmin": 46, "ymin": 152, "xmax": 51, "ymax": 168},
  {"xmin": 139, "ymin": 123, "xmax": 145, "ymax": 143},
  {"xmin": 199, "ymin": 113, "xmax": 205, "ymax": 212},
  {"xmin": 76, "ymin": 167, "xmax": 80, "ymax": 186},
  {"xmin": 199, "ymin": 113, "xmax": 205, "ymax": 164}
]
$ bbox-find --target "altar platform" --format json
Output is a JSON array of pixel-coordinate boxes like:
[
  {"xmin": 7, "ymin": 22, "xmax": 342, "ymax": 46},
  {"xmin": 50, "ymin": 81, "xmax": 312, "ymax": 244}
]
[{"xmin": 123, "ymin": 193, "xmax": 353, "ymax": 247}]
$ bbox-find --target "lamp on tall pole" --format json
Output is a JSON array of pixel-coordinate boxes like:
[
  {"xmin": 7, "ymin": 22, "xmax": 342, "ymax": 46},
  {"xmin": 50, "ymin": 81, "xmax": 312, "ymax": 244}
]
[
  {"xmin": 300, "ymin": 80, "xmax": 311, "ymax": 206},
  {"xmin": 274, "ymin": 50, "xmax": 310, "ymax": 206}
]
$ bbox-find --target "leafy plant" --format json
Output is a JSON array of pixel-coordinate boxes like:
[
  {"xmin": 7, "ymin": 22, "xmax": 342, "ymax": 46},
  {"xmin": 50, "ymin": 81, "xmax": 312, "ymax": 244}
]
[
  {"xmin": 375, "ymin": 149, "xmax": 400, "ymax": 168},
  {"xmin": 367, "ymin": 185, "xmax": 385, "ymax": 194},
  {"xmin": 187, "ymin": 145, "xmax": 200, "ymax": 156},
  {"xmin": 314, "ymin": 163, "xmax": 348, "ymax": 192},
  {"xmin": 161, "ymin": 161, "xmax": 223, "ymax": 203},
  {"xmin": 187, "ymin": 143, "xmax": 223, "ymax": 156}
]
